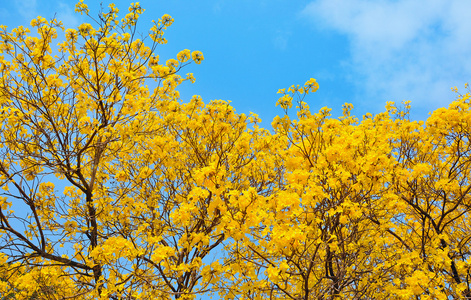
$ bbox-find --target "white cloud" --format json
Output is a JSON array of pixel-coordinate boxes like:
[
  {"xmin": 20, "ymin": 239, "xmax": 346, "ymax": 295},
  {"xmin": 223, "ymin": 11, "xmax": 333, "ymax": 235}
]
[{"xmin": 301, "ymin": 0, "xmax": 471, "ymax": 114}]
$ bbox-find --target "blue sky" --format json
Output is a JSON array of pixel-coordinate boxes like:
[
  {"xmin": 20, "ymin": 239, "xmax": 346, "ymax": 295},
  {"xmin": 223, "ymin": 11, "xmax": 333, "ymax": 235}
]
[{"xmin": 1, "ymin": 0, "xmax": 471, "ymax": 128}]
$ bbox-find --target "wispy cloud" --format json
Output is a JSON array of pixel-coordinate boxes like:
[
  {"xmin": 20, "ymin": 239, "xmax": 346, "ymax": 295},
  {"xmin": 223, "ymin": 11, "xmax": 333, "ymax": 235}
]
[{"xmin": 301, "ymin": 0, "xmax": 471, "ymax": 113}]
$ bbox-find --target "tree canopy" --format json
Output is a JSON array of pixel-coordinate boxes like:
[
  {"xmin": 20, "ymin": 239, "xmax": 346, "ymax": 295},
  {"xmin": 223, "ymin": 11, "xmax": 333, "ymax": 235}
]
[{"xmin": 1, "ymin": 2, "xmax": 471, "ymax": 300}]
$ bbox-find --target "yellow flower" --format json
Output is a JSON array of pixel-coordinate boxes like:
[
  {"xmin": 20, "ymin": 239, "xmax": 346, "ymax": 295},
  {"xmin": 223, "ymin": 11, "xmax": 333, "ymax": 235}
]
[
  {"xmin": 276, "ymin": 94, "xmax": 292, "ymax": 109},
  {"xmin": 78, "ymin": 23, "xmax": 93, "ymax": 36},
  {"xmin": 115, "ymin": 170, "xmax": 127, "ymax": 182},
  {"xmin": 75, "ymin": 0, "xmax": 89, "ymax": 15},
  {"xmin": 304, "ymin": 78, "xmax": 319, "ymax": 93},
  {"xmin": 166, "ymin": 58, "xmax": 179, "ymax": 71},
  {"xmin": 277, "ymin": 88, "xmax": 285, "ymax": 94},
  {"xmin": 191, "ymin": 51, "xmax": 204, "ymax": 64},
  {"xmin": 160, "ymin": 14, "xmax": 174, "ymax": 27},
  {"xmin": 177, "ymin": 49, "xmax": 191, "ymax": 63}
]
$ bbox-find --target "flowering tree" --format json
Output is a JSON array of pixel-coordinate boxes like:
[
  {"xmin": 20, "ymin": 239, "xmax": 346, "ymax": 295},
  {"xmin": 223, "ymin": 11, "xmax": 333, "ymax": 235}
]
[
  {"xmin": 218, "ymin": 83, "xmax": 471, "ymax": 300},
  {"xmin": 0, "ymin": 2, "xmax": 272, "ymax": 299}
]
